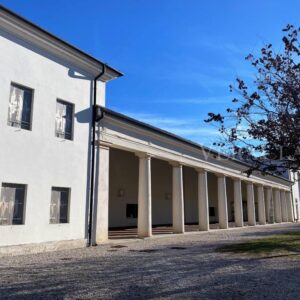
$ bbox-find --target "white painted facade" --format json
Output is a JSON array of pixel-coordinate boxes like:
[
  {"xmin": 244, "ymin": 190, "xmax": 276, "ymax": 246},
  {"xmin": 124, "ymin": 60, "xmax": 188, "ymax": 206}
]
[
  {"xmin": 291, "ymin": 172, "xmax": 300, "ymax": 221},
  {"xmin": 0, "ymin": 6, "xmax": 120, "ymax": 250},
  {"xmin": 0, "ymin": 6, "xmax": 299, "ymax": 254}
]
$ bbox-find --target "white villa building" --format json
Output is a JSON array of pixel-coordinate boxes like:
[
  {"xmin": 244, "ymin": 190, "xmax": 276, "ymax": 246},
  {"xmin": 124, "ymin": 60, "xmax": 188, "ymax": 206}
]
[{"xmin": 0, "ymin": 5, "xmax": 299, "ymax": 255}]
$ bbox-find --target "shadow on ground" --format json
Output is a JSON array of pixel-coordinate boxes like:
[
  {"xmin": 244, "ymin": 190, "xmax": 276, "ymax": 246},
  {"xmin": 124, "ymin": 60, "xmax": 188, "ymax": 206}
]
[{"xmin": 1, "ymin": 241, "xmax": 300, "ymax": 299}]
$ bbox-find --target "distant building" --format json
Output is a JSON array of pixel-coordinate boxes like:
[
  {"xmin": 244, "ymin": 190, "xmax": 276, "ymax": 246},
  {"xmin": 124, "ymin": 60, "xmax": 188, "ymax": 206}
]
[{"xmin": 0, "ymin": 5, "xmax": 298, "ymax": 255}]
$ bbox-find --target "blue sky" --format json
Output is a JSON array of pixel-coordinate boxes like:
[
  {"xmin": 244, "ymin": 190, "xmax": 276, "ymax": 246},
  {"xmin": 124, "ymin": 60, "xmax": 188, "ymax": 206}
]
[{"xmin": 2, "ymin": 0, "xmax": 300, "ymax": 148}]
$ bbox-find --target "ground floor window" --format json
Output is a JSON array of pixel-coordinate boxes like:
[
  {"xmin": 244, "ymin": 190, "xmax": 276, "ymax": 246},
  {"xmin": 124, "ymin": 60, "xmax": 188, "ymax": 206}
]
[
  {"xmin": 0, "ymin": 183, "xmax": 26, "ymax": 225},
  {"xmin": 50, "ymin": 187, "xmax": 70, "ymax": 224},
  {"xmin": 126, "ymin": 204, "xmax": 138, "ymax": 218},
  {"xmin": 209, "ymin": 207, "xmax": 216, "ymax": 217}
]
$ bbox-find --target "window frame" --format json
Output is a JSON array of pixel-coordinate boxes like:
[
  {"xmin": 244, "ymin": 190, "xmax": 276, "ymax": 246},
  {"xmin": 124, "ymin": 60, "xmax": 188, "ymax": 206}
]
[
  {"xmin": 0, "ymin": 182, "xmax": 27, "ymax": 226},
  {"xmin": 50, "ymin": 186, "xmax": 71, "ymax": 224},
  {"xmin": 55, "ymin": 99, "xmax": 75, "ymax": 141},
  {"xmin": 8, "ymin": 82, "xmax": 34, "ymax": 131}
]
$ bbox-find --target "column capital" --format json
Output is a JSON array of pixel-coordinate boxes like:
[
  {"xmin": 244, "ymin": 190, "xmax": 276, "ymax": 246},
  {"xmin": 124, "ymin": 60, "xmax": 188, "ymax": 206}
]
[
  {"xmin": 245, "ymin": 180, "xmax": 254, "ymax": 186},
  {"xmin": 98, "ymin": 141, "xmax": 112, "ymax": 150},
  {"xmin": 195, "ymin": 167, "xmax": 209, "ymax": 174},
  {"xmin": 256, "ymin": 183, "xmax": 264, "ymax": 187},
  {"xmin": 232, "ymin": 176, "xmax": 242, "ymax": 182},
  {"xmin": 215, "ymin": 172, "xmax": 226, "ymax": 178},
  {"xmin": 135, "ymin": 152, "xmax": 153, "ymax": 159},
  {"xmin": 169, "ymin": 161, "xmax": 183, "ymax": 168}
]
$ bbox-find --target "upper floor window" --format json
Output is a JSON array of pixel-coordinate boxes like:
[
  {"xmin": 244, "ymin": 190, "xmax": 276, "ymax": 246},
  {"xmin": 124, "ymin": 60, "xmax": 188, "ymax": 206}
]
[
  {"xmin": 8, "ymin": 83, "xmax": 33, "ymax": 130},
  {"xmin": 50, "ymin": 187, "xmax": 70, "ymax": 224},
  {"xmin": 0, "ymin": 183, "xmax": 26, "ymax": 225},
  {"xmin": 55, "ymin": 100, "xmax": 74, "ymax": 140}
]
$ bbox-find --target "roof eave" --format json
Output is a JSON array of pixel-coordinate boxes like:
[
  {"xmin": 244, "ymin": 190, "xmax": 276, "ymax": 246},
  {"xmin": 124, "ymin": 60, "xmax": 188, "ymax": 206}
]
[
  {"xmin": 99, "ymin": 106, "xmax": 292, "ymax": 184},
  {"xmin": 0, "ymin": 4, "xmax": 123, "ymax": 80}
]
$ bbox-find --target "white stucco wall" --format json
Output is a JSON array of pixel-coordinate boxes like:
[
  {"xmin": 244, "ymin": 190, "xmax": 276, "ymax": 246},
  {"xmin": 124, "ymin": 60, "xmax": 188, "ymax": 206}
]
[
  {"xmin": 0, "ymin": 29, "xmax": 106, "ymax": 246},
  {"xmin": 291, "ymin": 172, "xmax": 300, "ymax": 221}
]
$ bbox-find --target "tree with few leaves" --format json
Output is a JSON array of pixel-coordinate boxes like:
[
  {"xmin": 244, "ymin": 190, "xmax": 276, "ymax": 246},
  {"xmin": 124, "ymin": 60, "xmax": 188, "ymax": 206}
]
[{"xmin": 206, "ymin": 24, "xmax": 300, "ymax": 177}]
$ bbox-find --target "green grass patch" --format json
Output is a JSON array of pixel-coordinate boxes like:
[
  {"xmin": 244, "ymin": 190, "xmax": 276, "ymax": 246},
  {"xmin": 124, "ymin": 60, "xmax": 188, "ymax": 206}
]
[{"xmin": 216, "ymin": 231, "xmax": 300, "ymax": 257}]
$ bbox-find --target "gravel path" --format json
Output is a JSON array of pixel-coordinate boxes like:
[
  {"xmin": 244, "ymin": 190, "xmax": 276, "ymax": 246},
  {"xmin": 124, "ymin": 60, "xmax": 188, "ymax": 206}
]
[{"xmin": 1, "ymin": 223, "xmax": 300, "ymax": 299}]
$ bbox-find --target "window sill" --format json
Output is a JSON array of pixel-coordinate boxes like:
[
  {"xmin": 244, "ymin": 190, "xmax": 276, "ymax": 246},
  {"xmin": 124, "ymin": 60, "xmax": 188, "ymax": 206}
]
[{"xmin": 0, "ymin": 224, "xmax": 26, "ymax": 228}]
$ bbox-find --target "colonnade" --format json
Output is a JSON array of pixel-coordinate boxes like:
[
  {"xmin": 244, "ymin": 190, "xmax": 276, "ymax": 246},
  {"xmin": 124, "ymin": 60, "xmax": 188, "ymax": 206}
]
[{"xmin": 94, "ymin": 146, "xmax": 294, "ymax": 243}]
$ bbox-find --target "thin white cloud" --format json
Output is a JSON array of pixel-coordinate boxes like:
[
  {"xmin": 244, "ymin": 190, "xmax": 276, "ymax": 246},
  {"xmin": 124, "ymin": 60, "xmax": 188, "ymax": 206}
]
[
  {"xmin": 188, "ymin": 39, "xmax": 250, "ymax": 56},
  {"xmin": 159, "ymin": 71, "xmax": 231, "ymax": 90},
  {"xmin": 161, "ymin": 126, "xmax": 219, "ymax": 136},
  {"xmin": 152, "ymin": 95, "xmax": 232, "ymax": 105},
  {"xmin": 118, "ymin": 110, "xmax": 222, "ymax": 147}
]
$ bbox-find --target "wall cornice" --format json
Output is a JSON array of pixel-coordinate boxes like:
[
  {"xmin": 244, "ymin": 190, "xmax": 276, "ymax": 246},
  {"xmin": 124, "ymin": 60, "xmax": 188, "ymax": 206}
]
[{"xmin": 98, "ymin": 117, "xmax": 291, "ymax": 191}]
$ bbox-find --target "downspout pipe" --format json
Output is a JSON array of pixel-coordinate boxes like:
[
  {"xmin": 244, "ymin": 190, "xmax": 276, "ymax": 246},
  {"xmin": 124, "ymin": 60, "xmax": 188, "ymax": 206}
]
[{"xmin": 88, "ymin": 65, "xmax": 106, "ymax": 246}]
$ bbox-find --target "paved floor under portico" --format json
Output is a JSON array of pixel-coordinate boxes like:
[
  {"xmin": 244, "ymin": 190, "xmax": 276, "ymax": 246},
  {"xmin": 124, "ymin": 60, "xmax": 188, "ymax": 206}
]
[{"xmin": 108, "ymin": 222, "xmax": 252, "ymax": 239}]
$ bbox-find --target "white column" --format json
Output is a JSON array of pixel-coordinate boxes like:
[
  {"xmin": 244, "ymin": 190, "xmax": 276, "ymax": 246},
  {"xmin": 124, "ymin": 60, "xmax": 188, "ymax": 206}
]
[
  {"xmin": 280, "ymin": 190, "xmax": 288, "ymax": 222},
  {"xmin": 93, "ymin": 144, "xmax": 110, "ymax": 245},
  {"xmin": 233, "ymin": 178, "xmax": 243, "ymax": 227},
  {"xmin": 197, "ymin": 169, "xmax": 209, "ymax": 231},
  {"xmin": 246, "ymin": 182, "xmax": 256, "ymax": 226},
  {"xmin": 137, "ymin": 153, "xmax": 152, "ymax": 238},
  {"xmin": 265, "ymin": 187, "xmax": 274, "ymax": 223},
  {"xmin": 286, "ymin": 191, "xmax": 294, "ymax": 222},
  {"xmin": 274, "ymin": 189, "xmax": 282, "ymax": 223},
  {"xmin": 217, "ymin": 174, "xmax": 228, "ymax": 229},
  {"xmin": 257, "ymin": 185, "xmax": 266, "ymax": 225},
  {"xmin": 172, "ymin": 163, "xmax": 185, "ymax": 233}
]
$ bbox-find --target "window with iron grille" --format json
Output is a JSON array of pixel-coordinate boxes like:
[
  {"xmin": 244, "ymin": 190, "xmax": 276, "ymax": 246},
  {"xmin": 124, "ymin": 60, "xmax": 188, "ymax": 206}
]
[
  {"xmin": 0, "ymin": 183, "xmax": 26, "ymax": 225},
  {"xmin": 50, "ymin": 187, "xmax": 70, "ymax": 224},
  {"xmin": 55, "ymin": 100, "xmax": 74, "ymax": 140},
  {"xmin": 7, "ymin": 83, "xmax": 33, "ymax": 130}
]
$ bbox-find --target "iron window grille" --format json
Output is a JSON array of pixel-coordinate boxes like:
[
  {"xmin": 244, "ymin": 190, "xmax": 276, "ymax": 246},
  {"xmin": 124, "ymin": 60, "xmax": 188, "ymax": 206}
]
[
  {"xmin": 50, "ymin": 187, "xmax": 70, "ymax": 224},
  {"xmin": 55, "ymin": 100, "xmax": 74, "ymax": 140},
  {"xmin": 7, "ymin": 83, "xmax": 33, "ymax": 130},
  {"xmin": 0, "ymin": 183, "xmax": 26, "ymax": 225}
]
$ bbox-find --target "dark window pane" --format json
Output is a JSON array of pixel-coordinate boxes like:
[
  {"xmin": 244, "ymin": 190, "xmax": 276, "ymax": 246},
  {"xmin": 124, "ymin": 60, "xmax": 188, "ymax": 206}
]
[
  {"xmin": 65, "ymin": 103, "xmax": 73, "ymax": 139},
  {"xmin": 126, "ymin": 204, "xmax": 138, "ymax": 219},
  {"xmin": 59, "ymin": 190, "xmax": 69, "ymax": 223},
  {"xmin": 20, "ymin": 90, "xmax": 32, "ymax": 130},
  {"xmin": 209, "ymin": 207, "xmax": 215, "ymax": 217},
  {"xmin": 12, "ymin": 187, "xmax": 25, "ymax": 224}
]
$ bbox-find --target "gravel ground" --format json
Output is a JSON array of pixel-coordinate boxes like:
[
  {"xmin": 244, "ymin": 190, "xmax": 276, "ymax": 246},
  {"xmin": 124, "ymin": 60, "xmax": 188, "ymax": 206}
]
[{"xmin": 1, "ymin": 223, "xmax": 300, "ymax": 300}]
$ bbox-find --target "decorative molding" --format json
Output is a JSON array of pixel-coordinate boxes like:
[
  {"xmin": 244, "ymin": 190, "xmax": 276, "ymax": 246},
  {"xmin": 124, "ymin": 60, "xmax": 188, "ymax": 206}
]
[
  {"xmin": 135, "ymin": 152, "xmax": 153, "ymax": 159},
  {"xmin": 195, "ymin": 168, "xmax": 209, "ymax": 174},
  {"xmin": 169, "ymin": 161, "xmax": 183, "ymax": 168},
  {"xmin": 98, "ymin": 141, "xmax": 112, "ymax": 150}
]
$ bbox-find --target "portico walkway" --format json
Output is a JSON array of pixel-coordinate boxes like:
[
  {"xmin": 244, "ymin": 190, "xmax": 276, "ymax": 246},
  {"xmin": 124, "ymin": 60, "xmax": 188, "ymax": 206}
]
[
  {"xmin": 93, "ymin": 107, "xmax": 295, "ymax": 245},
  {"xmin": 108, "ymin": 223, "xmax": 248, "ymax": 239}
]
